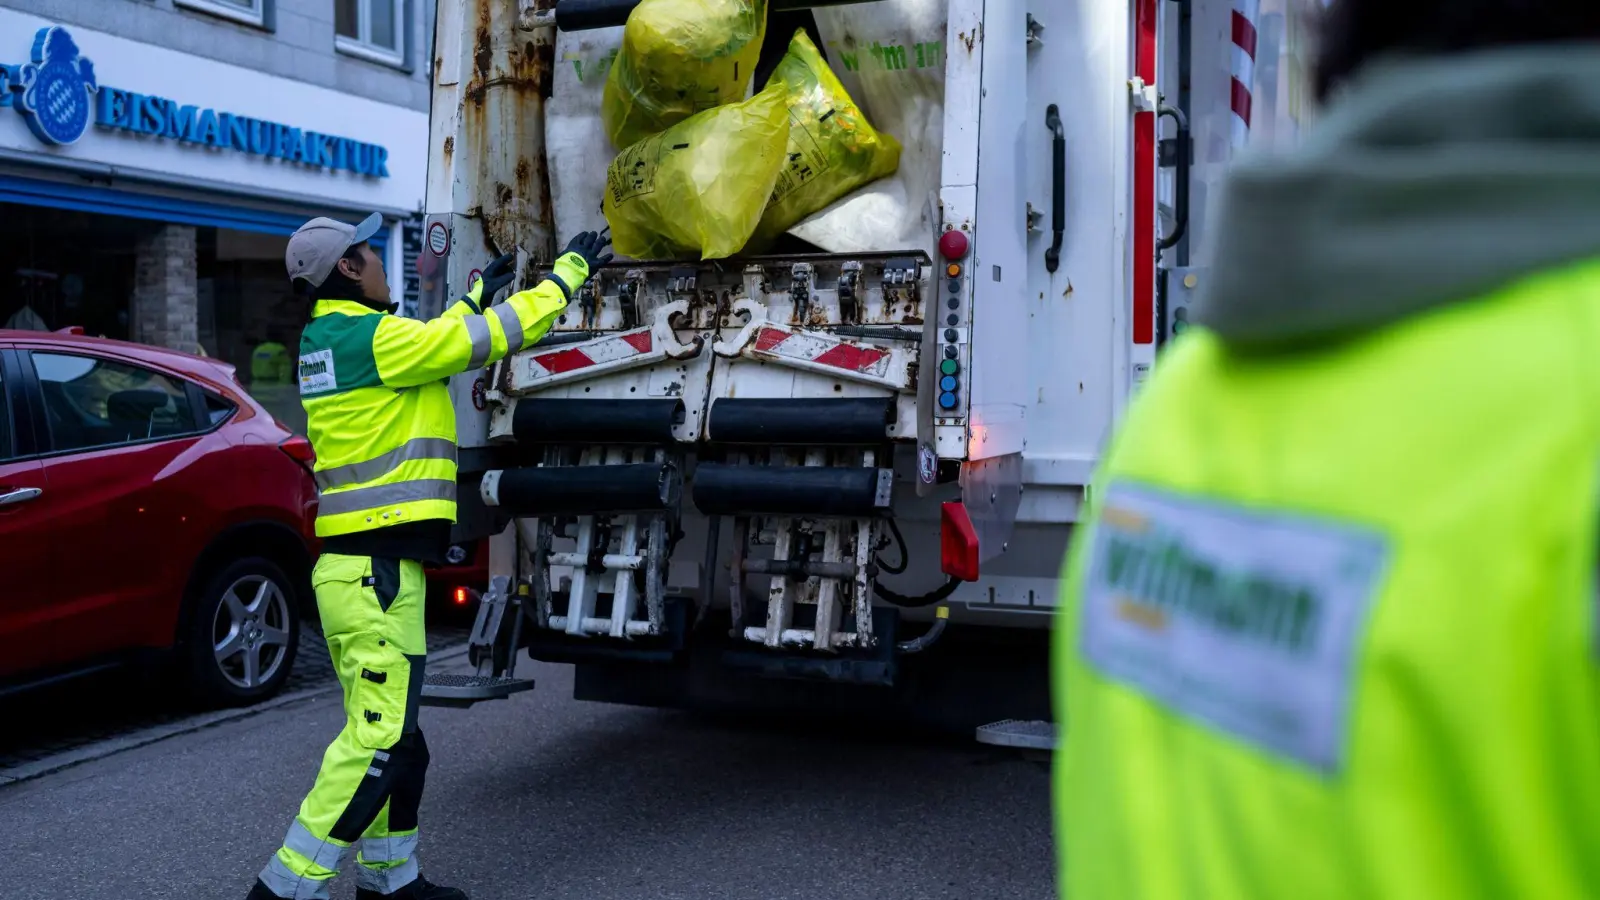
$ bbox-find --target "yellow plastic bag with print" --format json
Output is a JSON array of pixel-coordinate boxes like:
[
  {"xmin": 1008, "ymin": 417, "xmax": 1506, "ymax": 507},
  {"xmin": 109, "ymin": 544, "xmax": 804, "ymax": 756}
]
[
  {"xmin": 751, "ymin": 29, "xmax": 903, "ymax": 246},
  {"xmin": 603, "ymin": 80, "xmax": 790, "ymax": 260},
  {"xmin": 601, "ymin": 0, "xmax": 768, "ymax": 149}
]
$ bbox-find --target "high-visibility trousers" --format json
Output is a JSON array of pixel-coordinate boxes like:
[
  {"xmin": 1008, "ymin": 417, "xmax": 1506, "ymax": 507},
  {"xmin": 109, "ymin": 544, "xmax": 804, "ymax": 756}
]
[{"xmin": 258, "ymin": 554, "xmax": 429, "ymax": 900}]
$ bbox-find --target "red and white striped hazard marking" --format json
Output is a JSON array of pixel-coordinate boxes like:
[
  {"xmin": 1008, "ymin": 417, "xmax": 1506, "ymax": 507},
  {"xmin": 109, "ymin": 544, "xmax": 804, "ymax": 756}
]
[
  {"xmin": 742, "ymin": 325, "xmax": 911, "ymax": 390},
  {"xmin": 752, "ymin": 327, "xmax": 888, "ymax": 374},
  {"xmin": 526, "ymin": 330, "xmax": 654, "ymax": 378},
  {"xmin": 1231, "ymin": 0, "xmax": 1259, "ymax": 149}
]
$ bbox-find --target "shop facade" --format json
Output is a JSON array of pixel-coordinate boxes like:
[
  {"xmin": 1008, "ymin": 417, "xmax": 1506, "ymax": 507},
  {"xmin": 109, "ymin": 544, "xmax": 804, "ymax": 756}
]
[{"xmin": 0, "ymin": 2, "xmax": 430, "ymax": 427}]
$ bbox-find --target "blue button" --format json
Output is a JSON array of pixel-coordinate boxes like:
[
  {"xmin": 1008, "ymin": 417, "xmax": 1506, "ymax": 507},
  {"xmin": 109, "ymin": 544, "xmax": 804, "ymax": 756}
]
[
  {"xmin": 940, "ymin": 375, "xmax": 958, "ymax": 392},
  {"xmin": 938, "ymin": 391, "xmax": 958, "ymax": 409}
]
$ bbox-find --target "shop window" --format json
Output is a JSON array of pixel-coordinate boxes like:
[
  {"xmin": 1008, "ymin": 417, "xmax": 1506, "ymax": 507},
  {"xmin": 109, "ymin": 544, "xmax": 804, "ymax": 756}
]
[
  {"xmin": 336, "ymin": 0, "xmax": 406, "ymax": 67},
  {"xmin": 174, "ymin": 0, "xmax": 269, "ymax": 29},
  {"xmin": 30, "ymin": 352, "xmax": 201, "ymax": 455}
]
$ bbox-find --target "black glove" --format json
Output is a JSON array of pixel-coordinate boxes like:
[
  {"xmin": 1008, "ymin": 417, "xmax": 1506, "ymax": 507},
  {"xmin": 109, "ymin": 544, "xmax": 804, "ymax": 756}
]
[
  {"xmin": 562, "ymin": 230, "xmax": 613, "ymax": 272},
  {"xmin": 473, "ymin": 252, "xmax": 517, "ymax": 306}
]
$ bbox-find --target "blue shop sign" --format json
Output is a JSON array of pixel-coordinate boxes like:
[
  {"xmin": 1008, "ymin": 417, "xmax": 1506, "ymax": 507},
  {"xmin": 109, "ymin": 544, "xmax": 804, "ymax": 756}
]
[{"xmin": 0, "ymin": 26, "xmax": 389, "ymax": 179}]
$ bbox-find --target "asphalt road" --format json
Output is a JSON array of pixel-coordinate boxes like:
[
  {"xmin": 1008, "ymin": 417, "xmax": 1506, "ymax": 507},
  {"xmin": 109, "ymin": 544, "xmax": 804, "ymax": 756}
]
[{"xmin": 0, "ymin": 657, "xmax": 1055, "ymax": 900}]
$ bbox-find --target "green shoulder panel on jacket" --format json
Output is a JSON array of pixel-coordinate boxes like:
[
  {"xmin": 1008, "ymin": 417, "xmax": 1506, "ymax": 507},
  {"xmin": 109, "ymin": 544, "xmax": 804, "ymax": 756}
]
[{"xmin": 298, "ymin": 313, "xmax": 385, "ymax": 398}]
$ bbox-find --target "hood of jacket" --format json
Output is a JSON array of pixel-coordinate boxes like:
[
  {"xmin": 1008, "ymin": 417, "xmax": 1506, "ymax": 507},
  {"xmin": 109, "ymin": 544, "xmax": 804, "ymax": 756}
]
[{"xmin": 1192, "ymin": 44, "xmax": 1600, "ymax": 352}]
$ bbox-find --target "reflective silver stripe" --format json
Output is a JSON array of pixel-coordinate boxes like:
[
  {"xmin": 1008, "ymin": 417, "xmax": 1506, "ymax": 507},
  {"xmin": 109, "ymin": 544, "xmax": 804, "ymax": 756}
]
[
  {"xmin": 373, "ymin": 750, "xmax": 391, "ymax": 762},
  {"xmin": 315, "ymin": 437, "xmax": 458, "ymax": 491},
  {"xmin": 360, "ymin": 831, "xmax": 419, "ymax": 864},
  {"xmin": 317, "ymin": 479, "xmax": 457, "ymax": 517},
  {"xmin": 366, "ymin": 766, "xmax": 383, "ymax": 777},
  {"xmin": 260, "ymin": 854, "xmax": 336, "ymax": 900},
  {"xmin": 284, "ymin": 822, "xmax": 351, "ymax": 871},
  {"xmin": 355, "ymin": 856, "xmax": 419, "ymax": 894},
  {"xmin": 492, "ymin": 302, "xmax": 525, "ymax": 352},
  {"xmin": 464, "ymin": 314, "xmax": 492, "ymax": 370}
]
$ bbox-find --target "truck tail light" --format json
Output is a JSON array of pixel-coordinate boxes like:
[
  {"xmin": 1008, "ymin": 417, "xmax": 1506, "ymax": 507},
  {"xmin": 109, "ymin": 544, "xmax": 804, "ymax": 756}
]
[
  {"xmin": 940, "ymin": 501, "xmax": 980, "ymax": 582},
  {"xmin": 454, "ymin": 586, "xmax": 471, "ymax": 606},
  {"xmin": 279, "ymin": 435, "xmax": 317, "ymax": 477}
]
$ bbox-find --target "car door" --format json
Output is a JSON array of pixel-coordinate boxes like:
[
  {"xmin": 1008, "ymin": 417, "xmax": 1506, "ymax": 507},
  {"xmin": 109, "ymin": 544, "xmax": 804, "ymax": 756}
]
[
  {"xmin": 18, "ymin": 346, "xmax": 209, "ymax": 666},
  {"xmin": 0, "ymin": 348, "xmax": 56, "ymax": 679}
]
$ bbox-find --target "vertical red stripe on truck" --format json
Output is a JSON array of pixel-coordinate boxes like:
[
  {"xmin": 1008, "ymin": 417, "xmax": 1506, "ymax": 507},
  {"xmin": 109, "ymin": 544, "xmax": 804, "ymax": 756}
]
[
  {"xmin": 1231, "ymin": 10, "xmax": 1257, "ymax": 59},
  {"xmin": 1133, "ymin": 0, "xmax": 1157, "ymax": 345},
  {"xmin": 1231, "ymin": 77, "xmax": 1254, "ymax": 125}
]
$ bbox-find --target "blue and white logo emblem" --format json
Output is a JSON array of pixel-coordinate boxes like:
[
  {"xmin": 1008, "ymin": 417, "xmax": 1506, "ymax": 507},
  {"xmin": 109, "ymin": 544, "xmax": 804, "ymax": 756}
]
[{"xmin": 16, "ymin": 27, "xmax": 97, "ymax": 146}]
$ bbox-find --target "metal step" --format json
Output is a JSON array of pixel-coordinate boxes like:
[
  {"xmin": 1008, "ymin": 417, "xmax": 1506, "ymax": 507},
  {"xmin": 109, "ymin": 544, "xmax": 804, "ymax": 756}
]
[
  {"xmin": 975, "ymin": 719, "xmax": 1056, "ymax": 751},
  {"xmin": 419, "ymin": 673, "xmax": 536, "ymax": 709}
]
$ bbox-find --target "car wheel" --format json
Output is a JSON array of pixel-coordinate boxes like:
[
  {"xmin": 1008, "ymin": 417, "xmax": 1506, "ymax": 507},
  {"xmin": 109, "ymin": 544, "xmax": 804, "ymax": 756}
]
[{"xmin": 185, "ymin": 556, "xmax": 301, "ymax": 707}]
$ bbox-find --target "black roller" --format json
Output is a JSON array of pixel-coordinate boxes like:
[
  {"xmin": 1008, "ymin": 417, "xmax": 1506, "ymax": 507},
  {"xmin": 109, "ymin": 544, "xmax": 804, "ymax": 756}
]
[
  {"xmin": 512, "ymin": 399, "xmax": 685, "ymax": 445},
  {"xmin": 693, "ymin": 463, "xmax": 893, "ymax": 517},
  {"xmin": 554, "ymin": 0, "xmax": 873, "ymax": 31},
  {"xmin": 707, "ymin": 398, "xmax": 893, "ymax": 445},
  {"xmin": 493, "ymin": 464, "xmax": 680, "ymax": 516}
]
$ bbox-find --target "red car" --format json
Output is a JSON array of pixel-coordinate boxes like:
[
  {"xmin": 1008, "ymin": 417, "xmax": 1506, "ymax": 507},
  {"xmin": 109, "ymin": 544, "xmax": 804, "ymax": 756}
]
[{"xmin": 0, "ymin": 329, "xmax": 316, "ymax": 705}]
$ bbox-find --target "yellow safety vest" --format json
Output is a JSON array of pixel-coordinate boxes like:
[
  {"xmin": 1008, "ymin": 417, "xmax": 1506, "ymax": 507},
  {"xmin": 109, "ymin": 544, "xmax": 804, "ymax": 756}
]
[
  {"xmin": 1054, "ymin": 259, "xmax": 1600, "ymax": 899},
  {"xmin": 299, "ymin": 257, "xmax": 582, "ymax": 537}
]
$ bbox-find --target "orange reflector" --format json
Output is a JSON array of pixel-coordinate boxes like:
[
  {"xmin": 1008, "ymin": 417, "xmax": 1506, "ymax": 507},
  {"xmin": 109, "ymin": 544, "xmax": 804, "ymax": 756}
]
[
  {"xmin": 454, "ymin": 587, "xmax": 469, "ymax": 605},
  {"xmin": 939, "ymin": 501, "xmax": 981, "ymax": 582},
  {"xmin": 946, "ymin": 263, "xmax": 961, "ymax": 278}
]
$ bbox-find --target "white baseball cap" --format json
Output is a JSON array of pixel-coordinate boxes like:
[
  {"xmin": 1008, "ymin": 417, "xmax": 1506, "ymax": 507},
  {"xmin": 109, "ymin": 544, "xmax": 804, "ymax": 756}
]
[{"xmin": 285, "ymin": 212, "xmax": 383, "ymax": 288}]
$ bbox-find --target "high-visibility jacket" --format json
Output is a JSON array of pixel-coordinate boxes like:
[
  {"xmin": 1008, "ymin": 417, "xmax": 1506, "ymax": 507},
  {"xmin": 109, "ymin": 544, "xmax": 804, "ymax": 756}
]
[
  {"xmin": 298, "ymin": 254, "xmax": 586, "ymax": 537},
  {"xmin": 251, "ymin": 341, "xmax": 292, "ymax": 383},
  {"xmin": 1054, "ymin": 260, "xmax": 1600, "ymax": 899}
]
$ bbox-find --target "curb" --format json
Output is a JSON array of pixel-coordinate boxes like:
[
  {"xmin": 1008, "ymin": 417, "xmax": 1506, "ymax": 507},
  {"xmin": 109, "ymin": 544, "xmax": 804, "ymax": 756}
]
[{"xmin": 0, "ymin": 642, "xmax": 473, "ymax": 787}]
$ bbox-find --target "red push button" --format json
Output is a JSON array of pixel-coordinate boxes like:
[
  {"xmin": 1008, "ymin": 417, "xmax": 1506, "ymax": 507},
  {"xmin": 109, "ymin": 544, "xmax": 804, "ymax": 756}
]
[{"xmin": 939, "ymin": 229, "xmax": 970, "ymax": 261}]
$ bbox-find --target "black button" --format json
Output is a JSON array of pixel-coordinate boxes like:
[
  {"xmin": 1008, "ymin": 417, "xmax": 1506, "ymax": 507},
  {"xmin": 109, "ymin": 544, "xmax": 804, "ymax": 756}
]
[
  {"xmin": 948, "ymin": 280, "xmax": 960, "ymax": 294},
  {"xmin": 944, "ymin": 328, "xmax": 958, "ymax": 342},
  {"xmin": 947, "ymin": 298, "xmax": 959, "ymax": 310},
  {"xmin": 944, "ymin": 345, "xmax": 958, "ymax": 359},
  {"xmin": 946, "ymin": 314, "xmax": 959, "ymax": 326}
]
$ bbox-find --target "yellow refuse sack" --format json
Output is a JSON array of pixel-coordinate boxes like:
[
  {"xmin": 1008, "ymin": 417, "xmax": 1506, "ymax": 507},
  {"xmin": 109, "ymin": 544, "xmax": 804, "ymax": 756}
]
[
  {"xmin": 601, "ymin": 0, "xmax": 768, "ymax": 149},
  {"xmin": 603, "ymin": 80, "xmax": 790, "ymax": 260},
  {"xmin": 751, "ymin": 29, "xmax": 903, "ymax": 246}
]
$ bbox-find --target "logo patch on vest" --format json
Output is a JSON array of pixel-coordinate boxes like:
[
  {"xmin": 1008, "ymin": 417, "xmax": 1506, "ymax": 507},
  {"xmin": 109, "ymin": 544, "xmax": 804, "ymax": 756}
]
[
  {"xmin": 1080, "ymin": 482, "xmax": 1389, "ymax": 772},
  {"xmin": 298, "ymin": 349, "xmax": 337, "ymax": 396}
]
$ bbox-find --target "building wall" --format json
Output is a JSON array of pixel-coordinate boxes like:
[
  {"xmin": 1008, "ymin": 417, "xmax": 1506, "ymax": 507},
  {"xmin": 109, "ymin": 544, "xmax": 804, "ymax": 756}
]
[{"xmin": 1, "ymin": 0, "xmax": 435, "ymax": 110}]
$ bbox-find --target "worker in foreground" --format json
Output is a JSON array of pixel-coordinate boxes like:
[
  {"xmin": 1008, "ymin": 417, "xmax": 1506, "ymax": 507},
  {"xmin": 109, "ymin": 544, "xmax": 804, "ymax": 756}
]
[
  {"xmin": 1054, "ymin": 1, "xmax": 1600, "ymax": 897},
  {"xmin": 245, "ymin": 215, "xmax": 611, "ymax": 900}
]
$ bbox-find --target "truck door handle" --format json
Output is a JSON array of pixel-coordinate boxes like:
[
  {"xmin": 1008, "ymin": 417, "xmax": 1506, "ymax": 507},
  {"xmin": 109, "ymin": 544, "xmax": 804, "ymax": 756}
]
[
  {"xmin": 0, "ymin": 487, "xmax": 42, "ymax": 506},
  {"xmin": 1044, "ymin": 104, "xmax": 1065, "ymax": 273},
  {"xmin": 1157, "ymin": 104, "xmax": 1191, "ymax": 253}
]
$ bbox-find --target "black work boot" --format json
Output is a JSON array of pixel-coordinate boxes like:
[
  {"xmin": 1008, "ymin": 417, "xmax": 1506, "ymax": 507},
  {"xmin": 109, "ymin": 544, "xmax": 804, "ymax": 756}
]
[
  {"xmin": 356, "ymin": 875, "xmax": 468, "ymax": 900},
  {"xmin": 245, "ymin": 880, "xmax": 284, "ymax": 900}
]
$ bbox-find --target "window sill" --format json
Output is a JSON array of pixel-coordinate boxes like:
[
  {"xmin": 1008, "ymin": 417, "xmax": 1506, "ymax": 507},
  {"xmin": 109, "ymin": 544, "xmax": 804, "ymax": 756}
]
[
  {"xmin": 335, "ymin": 36, "xmax": 408, "ymax": 71},
  {"xmin": 173, "ymin": 0, "xmax": 271, "ymax": 31}
]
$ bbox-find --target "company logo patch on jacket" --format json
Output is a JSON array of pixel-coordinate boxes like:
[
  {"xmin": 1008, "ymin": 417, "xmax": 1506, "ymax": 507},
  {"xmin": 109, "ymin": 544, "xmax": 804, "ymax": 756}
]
[
  {"xmin": 1080, "ymin": 482, "xmax": 1390, "ymax": 772},
  {"xmin": 298, "ymin": 349, "xmax": 337, "ymax": 396}
]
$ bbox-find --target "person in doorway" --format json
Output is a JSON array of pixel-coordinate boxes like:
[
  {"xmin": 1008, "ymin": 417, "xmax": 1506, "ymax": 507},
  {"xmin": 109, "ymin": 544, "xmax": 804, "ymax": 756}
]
[
  {"xmin": 1053, "ymin": 2, "xmax": 1600, "ymax": 898},
  {"xmin": 245, "ymin": 214, "xmax": 612, "ymax": 900}
]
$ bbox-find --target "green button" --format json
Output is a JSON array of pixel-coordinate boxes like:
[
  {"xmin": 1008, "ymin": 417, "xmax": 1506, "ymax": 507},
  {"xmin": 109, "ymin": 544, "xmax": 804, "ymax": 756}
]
[{"xmin": 939, "ymin": 358, "xmax": 959, "ymax": 376}]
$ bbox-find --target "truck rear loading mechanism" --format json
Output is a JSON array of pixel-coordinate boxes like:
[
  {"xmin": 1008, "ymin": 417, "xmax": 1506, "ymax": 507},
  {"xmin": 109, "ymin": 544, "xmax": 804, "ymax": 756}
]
[{"xmin": 412, "ymin": 0, "xmax": 1318, "ymax": 745}]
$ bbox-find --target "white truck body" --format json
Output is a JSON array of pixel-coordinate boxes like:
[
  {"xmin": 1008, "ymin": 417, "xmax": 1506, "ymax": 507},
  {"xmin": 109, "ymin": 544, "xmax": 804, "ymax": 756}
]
[{"xmin": 415, "ymin": 0, "xmax": 1318, "ymax": 724}]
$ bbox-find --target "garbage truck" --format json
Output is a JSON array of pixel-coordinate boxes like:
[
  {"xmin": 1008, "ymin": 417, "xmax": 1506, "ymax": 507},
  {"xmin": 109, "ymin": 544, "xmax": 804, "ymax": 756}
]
[{"xmin": 413, "ymin": 0, "xmax": 1322, "ymax": 740}]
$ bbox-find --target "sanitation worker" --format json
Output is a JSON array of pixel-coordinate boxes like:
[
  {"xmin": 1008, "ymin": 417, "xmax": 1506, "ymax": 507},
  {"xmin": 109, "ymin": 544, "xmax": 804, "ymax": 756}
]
[
  {"xmin": 1054, "ymin": 1, "xmax": 1600, "ymax": 897},
  {"xmin": 245, "ymin": 216, "xmax": 612, "ymax": 900}
]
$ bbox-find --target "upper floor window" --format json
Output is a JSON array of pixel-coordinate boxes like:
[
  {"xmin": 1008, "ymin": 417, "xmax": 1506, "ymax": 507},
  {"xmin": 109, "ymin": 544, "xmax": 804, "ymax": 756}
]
[
  {"xmin": 336, "ymin": 0, "xmax": 406, "ymax": 67},
  {"xmin": 174, "ymin": 0, "xmax": 268, "ymax": 29}
]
